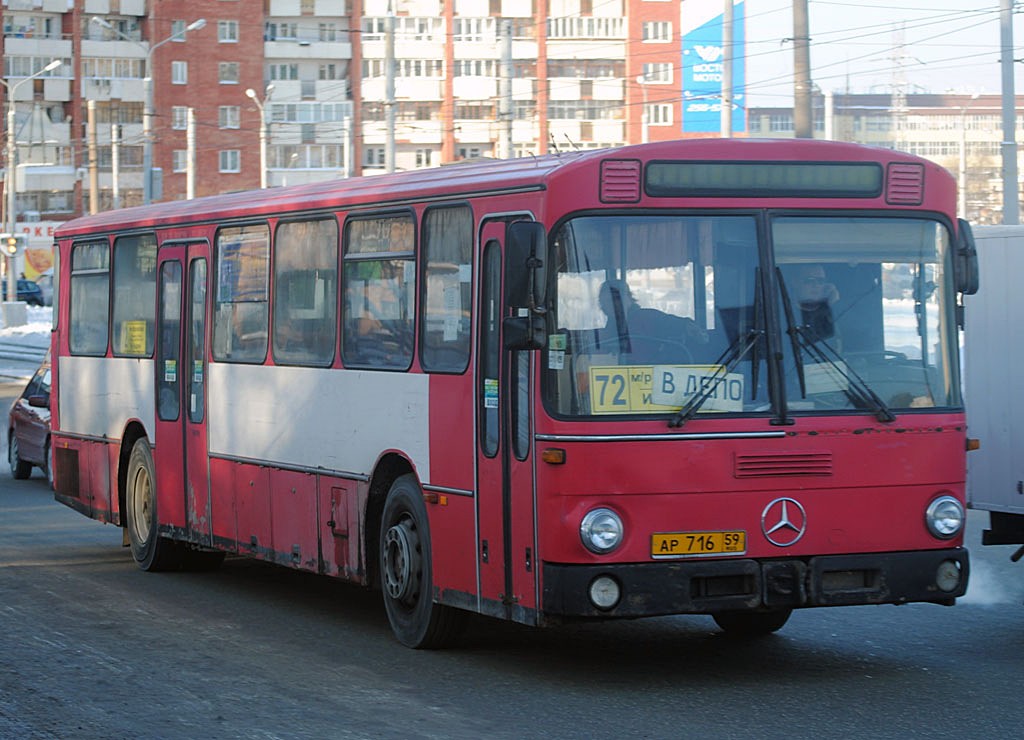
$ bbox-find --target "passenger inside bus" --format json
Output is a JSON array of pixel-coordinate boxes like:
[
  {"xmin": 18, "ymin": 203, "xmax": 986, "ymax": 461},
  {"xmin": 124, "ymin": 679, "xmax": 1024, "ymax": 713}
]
[
  {"xmin": 795, "ymin": 264, "xmax": 840, "ymax": 342},
  {"xmin": 597, "ymin": 279, "xmax": 707, "ymax": 364}
]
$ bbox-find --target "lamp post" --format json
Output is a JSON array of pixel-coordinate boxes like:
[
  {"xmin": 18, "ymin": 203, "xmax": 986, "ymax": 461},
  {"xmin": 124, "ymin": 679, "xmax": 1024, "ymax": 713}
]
[
  {"xmin": 959, "ymin": 93, "xmax": 981, "ymax": 219},
  {"xmin": 636, "ymin": 75, "xmax": 648, "ymax": 144},
  {"xmin": 245, "ymin": 85, "xmax": 274, "ymax": 188},
  {"xmin": 3, "ymin": 58, "xmax": 61, "ymax": 310},
  {"xmin": 91, "ymin": 16, "xmax": 206, "ymax": 205}
]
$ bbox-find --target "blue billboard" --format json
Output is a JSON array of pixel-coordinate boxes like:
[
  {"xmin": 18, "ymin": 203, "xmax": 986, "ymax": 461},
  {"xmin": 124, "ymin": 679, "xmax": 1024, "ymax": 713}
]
[{"xmin": 681, "ymin": 0, "xmax": 746, "ymax": 134}]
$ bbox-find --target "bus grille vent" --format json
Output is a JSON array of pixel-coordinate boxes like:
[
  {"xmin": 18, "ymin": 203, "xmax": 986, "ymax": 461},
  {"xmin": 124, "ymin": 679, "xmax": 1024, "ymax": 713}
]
[
  {"xmin": 734, "ymin": 451, "xmax": 833, "ymax": 478},
  {"xmin": 886, "ymin": 163, "xmax": 924, "ymax": 205},
  {"xmin": 600, "ymin": 159, "xmax": 642, "ymax": 203}
]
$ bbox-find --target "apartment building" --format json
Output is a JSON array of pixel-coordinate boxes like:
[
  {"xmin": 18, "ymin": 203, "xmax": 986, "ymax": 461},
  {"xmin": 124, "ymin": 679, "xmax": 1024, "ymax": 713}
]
[
  {"xmin": 748, "ymin": 93, "xmax": 1023, "ymax": 225},
  {"xmin": 3, "ymin": 0, "xmax": 709, "ymax": 227}
]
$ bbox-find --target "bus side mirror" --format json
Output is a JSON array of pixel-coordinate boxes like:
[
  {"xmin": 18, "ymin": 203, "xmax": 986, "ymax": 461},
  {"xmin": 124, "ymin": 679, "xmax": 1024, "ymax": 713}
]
[
  {"xmin": 504, "ymin": 221, "xmax": 548, "ymax": 309},
  {"xmin": 503, "ymin": 221, "xmax": 548, "ymax": 351},
  {"xmin": 955, "ymin": 218, "xmax": 979, "ymax": 295}
]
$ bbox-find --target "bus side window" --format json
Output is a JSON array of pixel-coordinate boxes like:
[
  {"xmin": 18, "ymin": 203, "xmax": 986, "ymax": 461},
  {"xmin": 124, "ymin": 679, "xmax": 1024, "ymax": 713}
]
[
  {"xmin": 342, "ymin": 213, "xmax": 416, "ymax": 370},
  {"xmin": 111, "ymin": 233, "xmax": 157, "ymax": 357},
  {"xmin": 213, "ymin": 224, "xmax": 270, "ymax": 363},
  {"xmin": 420, "ymin": 205, "xmax": 472, "ymax": 373},
  {"xmin": 272, "ymin": 219, "xmax": 338, "ymax": 366},
  {"xmin": 69, "ymin": 240, "xmax": 110, "ymax": 355}
]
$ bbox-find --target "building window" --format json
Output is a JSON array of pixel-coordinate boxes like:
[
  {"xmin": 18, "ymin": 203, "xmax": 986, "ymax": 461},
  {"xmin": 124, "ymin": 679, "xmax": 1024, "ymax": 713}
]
[
  {"xmin": 643, "ymin": 21, "xmax": 671, "ymax": 42},
  {"xmin": 218, "ymin": 20, "xmax": 239, "ymax": 42},
  {"xmin": 172, "ymin": 150, "xmax": 187, "ymax": 172},
  {"xmin": 171, "ymin": 20, "xmax": 186, "ymax": 40},
  {"xmin": 171, "ymin": 61, "xmax": 188, "ymax": 84},
  {"xmin": 649, "ymin": 103, "xmax": 673, "ymax": 125},
  {"xmin": 219, "ymin": 106, "xmax": 240, "ymax": 129},
  {"xmin": 219, "ymin": 150, "xmax": 241, "ymax": 172},
  {"xmin": 269, "ymin": 64, "xmax": 299, "ymax": 81},
  {"xmin": 219, "ymin": 62, "xmax": 240, "ymax": 84},
  {"xmin": 171, "ymin": 106, "xmax": 188, "ymax": 130},
  {"xmin": 318, "ymin": 23, "xmax": 337, "ymax": 42},
  {"xmin": 642, "ymin": 63, "xmax": 672, "ymax": 84},
  {"xmin": 319, "ymin": 63, "xmax": 340, "ymax": 80},
  {"xmin": 363, "ymin": 147, "xmax": 385, "ymax": 167},
  {"xmin": 415, "ymin": 149, "xmax": 433, "ymax": 167}
]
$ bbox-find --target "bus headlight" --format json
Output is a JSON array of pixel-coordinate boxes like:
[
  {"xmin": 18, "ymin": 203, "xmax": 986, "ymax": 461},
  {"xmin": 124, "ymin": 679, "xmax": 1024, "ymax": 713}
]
[
  {"xmin": 580, "ymin": 508, "xmax": 624, "ymax": 554},
  {"xmin": 925, "ymin": 495, "xmax": 965, "ymax": 539}
]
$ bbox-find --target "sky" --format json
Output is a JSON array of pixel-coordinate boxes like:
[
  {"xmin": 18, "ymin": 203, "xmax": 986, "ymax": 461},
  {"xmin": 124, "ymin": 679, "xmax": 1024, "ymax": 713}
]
[{"xmin": 743, "ymin": 1, "xmax": 1020, "ymax": 106}]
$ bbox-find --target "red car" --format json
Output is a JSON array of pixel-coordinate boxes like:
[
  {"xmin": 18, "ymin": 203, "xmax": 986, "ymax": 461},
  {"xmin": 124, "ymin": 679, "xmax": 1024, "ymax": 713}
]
[{"xmin": 8, "ymin": 353, "xmax": 52, "ymax": 486}]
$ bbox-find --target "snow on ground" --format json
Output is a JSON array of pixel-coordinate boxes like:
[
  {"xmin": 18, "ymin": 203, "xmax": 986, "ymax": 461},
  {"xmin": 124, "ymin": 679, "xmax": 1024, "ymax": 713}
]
[{"xmin": 0, "ymin": 306, "xmax": 51, "ymax": 347}]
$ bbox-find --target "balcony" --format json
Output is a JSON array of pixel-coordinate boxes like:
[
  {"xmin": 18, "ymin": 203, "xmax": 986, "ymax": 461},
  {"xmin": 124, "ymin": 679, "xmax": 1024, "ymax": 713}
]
[{"xmin": 264, "ymin": 40, "xmax": 351, "ymax": 60}]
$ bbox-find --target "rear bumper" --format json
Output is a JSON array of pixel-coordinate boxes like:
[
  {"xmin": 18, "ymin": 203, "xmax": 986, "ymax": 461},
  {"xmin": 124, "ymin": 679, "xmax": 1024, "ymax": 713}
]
[{"xmin": 542, "ymin": 548, "xmax": 969, "ymax": 618}]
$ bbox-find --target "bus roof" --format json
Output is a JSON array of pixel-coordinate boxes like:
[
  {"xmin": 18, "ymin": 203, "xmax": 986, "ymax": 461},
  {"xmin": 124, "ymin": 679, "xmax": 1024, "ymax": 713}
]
[{"xmin": 55, "ymin": 138, "xmax": 946, "ymax": 238}]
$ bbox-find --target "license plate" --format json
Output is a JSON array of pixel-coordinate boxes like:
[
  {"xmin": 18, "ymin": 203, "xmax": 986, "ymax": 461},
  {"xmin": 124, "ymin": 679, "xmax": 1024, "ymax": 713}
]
[{"xmin": 651, "ymin": 531, "xmax": 746, "ymax": 559}]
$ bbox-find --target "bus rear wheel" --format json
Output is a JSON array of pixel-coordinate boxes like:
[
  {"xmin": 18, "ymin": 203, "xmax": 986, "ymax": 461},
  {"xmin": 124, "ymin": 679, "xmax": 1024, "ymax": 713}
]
[
  {"xmin": 126, "ymin": 439, "xmax": 183, "ymax": 572},
  {"xmin": 379, "ymin": 474, "xmax": 465, "ymax": 649},
  {"xmin": 712, "ymin": 608, "xmax": 792, "ymax": 636}
]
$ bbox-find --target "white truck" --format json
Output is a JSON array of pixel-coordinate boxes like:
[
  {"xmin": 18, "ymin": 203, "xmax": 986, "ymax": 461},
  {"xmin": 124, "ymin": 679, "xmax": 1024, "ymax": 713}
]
[{"xmin": 965, "ymin": 225, "xmax": 1024, "ymax": 562}]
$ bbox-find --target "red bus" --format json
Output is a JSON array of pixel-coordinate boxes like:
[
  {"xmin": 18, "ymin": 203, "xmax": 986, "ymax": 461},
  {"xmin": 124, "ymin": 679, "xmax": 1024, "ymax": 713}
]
[{"xmin": 50, "ymin": 139, "xmax": 978, "ymax": 648}]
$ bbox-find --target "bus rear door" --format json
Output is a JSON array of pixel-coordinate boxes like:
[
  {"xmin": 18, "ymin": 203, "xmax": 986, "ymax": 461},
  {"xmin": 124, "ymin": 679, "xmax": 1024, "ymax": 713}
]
[{"xmin": 154, "ymin": 242, "xmax": 213, "ymax": 547}]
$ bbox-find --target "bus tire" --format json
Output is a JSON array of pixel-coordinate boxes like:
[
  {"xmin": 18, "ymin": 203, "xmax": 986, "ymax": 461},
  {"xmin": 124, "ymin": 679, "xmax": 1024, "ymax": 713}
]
[
  {"xmin": 379, "ymin": 474, "xmax": 465, "ymax": 649},
  {"xmin": 712, "ymin": 608, "xmax": 792, "ymax": 636},
  {"xmin": 8, "ymin": 432, "xmax": 31, "ymax": 480},
  {"xmin": 126, "ymin": 439, "xmax": 182, "ymax": 572}
]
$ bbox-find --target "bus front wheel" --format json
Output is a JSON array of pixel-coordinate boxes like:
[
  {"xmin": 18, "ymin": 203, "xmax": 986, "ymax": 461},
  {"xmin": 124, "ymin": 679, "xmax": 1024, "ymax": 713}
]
[
  {"xmin": 712, "ymin": 608, "xmax": 792, "ymax": 637},
  {"xmin": 379, "ymin": 474, "xmax": 464, "ymax": 649},
  {"xmin": 126, "ymin": 439, "xmax": 182, "ymax": 572}
]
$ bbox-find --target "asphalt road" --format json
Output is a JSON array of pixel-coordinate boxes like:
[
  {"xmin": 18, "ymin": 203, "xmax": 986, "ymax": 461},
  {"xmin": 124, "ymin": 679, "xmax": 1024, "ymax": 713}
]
[{"xmin": 1, "ymin": 380, "xmax": 1022, "ymax": 739}]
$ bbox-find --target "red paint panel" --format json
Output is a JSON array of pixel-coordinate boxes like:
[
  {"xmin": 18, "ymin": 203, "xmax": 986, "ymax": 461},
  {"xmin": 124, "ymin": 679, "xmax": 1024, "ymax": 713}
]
[
  {"xmin": 209, "ymin": 457, "xmax": 237, "ymax": 551},
  {"xmin": 234, "ymin": 462, "xmax": 271, "ymax": 559},
  {"xmin": 427, "ymin": 374, "xmax": 475, "ymax": 491},
  {"xmin": 317, "ymin": 477, "xmax": 359, "ymax": 579},
  {"xmin": 426, "ymin": 494, "xmax": 477, "ymax": 599},
  {"xmin": 269, "ymin": 469, "xmax": 318, "ymax": 570}
]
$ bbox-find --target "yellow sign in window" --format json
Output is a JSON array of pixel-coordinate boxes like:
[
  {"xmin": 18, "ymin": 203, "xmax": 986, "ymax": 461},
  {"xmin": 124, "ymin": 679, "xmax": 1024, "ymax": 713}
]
[
  {"xmin": 587, "ymin": 365, "xmax": 741, "ymax": 414},
  {"xmin": 120, "ymin": 320, "xmax": 148, "ymax": 355}
]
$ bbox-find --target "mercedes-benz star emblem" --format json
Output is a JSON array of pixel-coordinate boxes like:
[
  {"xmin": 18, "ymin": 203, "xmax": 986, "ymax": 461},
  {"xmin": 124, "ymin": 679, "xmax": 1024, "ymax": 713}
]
[{"xmin": 761, "ymin": 497, "xmax": 807, "ymax": 547}]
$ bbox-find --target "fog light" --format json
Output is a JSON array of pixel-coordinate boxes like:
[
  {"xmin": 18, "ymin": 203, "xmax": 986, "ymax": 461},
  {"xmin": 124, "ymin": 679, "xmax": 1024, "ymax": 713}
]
[
  {"xmin": 925, "ymin": 495, "xmax": 964, "ymax": 539},
  {"xmin": 589, "ymin": 575, "xmax": 621, "ymax": 610},
  {"xmin": 936, "ymin": 559, "xmax": 962, "ymax": 593}
]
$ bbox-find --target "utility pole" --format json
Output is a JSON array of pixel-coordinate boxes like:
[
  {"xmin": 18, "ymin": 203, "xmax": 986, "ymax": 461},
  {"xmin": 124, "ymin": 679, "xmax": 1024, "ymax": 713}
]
[
  {"xmin": 87, "ymin": 100, "xmax": 99, "ymax": 215},
  {"xmin": 499, "ymin": 19, "xmax": 513, "ymax": 158},
  {"xmin": 1000, "ymin": 0, "xmax": 1019, "ymax": 224},
  {"xmin": 111, "ymin": 123, "xmax": 121, "ymax": 209},
  {"xmin": 385, "ymin": 2, "xmax": 396, "ymax": 173},
  {"xmin": 720, "ymin": 0, "xmax": 733, "ymax": 138},
  {"xmin": 792, "ymin": 0, "xmax": 812, "ymax": 138},
  {"xmin": 186, "ymin": 108, "xmax": 196, "ymax": 199}
]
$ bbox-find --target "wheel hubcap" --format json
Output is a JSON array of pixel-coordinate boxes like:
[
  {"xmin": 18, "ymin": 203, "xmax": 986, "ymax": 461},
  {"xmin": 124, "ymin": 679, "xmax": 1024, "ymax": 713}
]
[
  {"xmin": 129, "ymin": 467, "xmax": 152, "ymax": 546},
  {"xmin": 383, "ymin": 515, "xmax": 421, "ymax": 605}
]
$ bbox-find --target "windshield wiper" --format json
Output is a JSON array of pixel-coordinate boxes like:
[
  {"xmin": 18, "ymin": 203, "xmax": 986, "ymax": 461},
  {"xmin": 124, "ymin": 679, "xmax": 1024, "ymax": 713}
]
[
  {"xmin": 776, "ymin": 268, "xmax": 896, "ymax": 423},
  {"xmin": 669, "ymin": 271, "xmax": 765, "ymax": 428}
]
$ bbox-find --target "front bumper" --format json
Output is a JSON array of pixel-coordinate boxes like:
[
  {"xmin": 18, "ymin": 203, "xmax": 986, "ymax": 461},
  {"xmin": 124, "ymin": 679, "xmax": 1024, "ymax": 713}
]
[{"xmin": 542, "ymin": 548, "xmax": 969, "ymax": 618}]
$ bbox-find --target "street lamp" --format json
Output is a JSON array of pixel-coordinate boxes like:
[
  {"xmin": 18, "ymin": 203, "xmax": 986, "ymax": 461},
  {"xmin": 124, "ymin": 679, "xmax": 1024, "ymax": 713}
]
[
  {"xmin": 959, "ymin": 93, "xmax": 981, "ymax": 219},
  {"xmin": 90, "ymin": 16, "xmax": 206, "ymax": 205},
  {"xmin": 636, "ymin": 75, "xmax": 648, "ymax": 144},
  {"xmin": 3, "ymin": 58, "xmax": 61, "ymax": 311},
  {"xmin": 245, "ymin": 84, "xmax": 274, "ymax": 189}
]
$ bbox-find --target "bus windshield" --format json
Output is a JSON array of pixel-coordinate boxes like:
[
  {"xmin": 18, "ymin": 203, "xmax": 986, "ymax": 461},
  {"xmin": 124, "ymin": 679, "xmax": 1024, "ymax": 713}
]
[{"xmin": 543, "ymin": 213, "xmax": 961, "ymax": 420}]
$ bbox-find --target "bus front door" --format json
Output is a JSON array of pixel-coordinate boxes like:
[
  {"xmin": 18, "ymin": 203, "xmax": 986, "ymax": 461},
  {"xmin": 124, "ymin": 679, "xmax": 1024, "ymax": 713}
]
[
  {"xmin": 476, "ymin": 220, "xmax": 539, "ymax": 624},
  {"xmin": 154, "ymin": 242, "xmax": 213, "ymax": 548}
]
